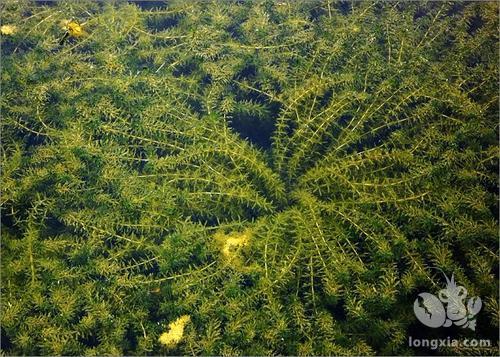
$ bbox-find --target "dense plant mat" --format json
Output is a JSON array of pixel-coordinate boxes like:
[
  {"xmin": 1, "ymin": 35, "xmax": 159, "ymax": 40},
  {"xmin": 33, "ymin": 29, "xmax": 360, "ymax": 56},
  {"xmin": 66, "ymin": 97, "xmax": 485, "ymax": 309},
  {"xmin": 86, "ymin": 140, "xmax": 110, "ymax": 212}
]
[{"xmin": 1, "ymin": 0, "xmax": 498, "ymax": 355}]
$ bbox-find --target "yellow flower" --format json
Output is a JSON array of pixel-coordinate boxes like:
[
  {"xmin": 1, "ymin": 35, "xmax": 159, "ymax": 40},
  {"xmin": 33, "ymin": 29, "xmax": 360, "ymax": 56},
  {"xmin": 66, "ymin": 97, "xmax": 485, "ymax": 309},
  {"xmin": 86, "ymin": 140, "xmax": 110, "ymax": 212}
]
[
  {"xmin": 1, "ymin": 25, "xmax": 17, "ymax": 35},
  {"xmin": 60, "ymin": 20, "xmax": 84, "ymax": 37},
  {"xmin": 67, "ymin": 22, "xmax": 84, "ymax": 37},
  {"xmin": 215, "ymin": 229, "xmax": 251, "ymax": 260},
  {"xmin": 158, "ymin": 315, "xmax": 190, "ymax": 347}
]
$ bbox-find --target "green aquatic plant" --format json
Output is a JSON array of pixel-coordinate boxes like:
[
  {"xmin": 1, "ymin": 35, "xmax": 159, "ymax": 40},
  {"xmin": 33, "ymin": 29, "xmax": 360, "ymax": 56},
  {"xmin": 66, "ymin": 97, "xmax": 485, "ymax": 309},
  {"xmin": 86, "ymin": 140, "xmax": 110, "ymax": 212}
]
[{"xmin": 1, "ymin": 0, "xmax": 498, "ymax": 355}]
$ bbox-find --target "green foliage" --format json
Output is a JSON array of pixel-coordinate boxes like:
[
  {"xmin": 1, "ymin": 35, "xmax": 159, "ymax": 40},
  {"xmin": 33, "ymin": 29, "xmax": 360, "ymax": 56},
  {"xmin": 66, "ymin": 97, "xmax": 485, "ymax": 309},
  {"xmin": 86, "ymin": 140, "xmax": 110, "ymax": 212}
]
[{"xmin": 1, "ymin": 0, "xmax": 498, "ymax": 355}]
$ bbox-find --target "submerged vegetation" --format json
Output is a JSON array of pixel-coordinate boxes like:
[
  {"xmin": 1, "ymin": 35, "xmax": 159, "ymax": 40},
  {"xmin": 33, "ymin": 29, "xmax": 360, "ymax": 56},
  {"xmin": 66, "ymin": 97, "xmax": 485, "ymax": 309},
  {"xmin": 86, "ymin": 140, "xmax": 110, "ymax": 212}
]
[{"xmin": 1, "ymin": 0, "xmax": 498, "ymax": 355}]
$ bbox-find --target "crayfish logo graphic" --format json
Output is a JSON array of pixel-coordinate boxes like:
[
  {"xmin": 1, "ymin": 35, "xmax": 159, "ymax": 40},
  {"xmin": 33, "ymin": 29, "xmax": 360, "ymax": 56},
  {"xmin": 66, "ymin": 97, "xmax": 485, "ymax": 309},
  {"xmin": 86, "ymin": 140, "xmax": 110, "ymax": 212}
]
[{"xmin": 413, "ymin": 274, "xmax": 482, "ymax": 330}]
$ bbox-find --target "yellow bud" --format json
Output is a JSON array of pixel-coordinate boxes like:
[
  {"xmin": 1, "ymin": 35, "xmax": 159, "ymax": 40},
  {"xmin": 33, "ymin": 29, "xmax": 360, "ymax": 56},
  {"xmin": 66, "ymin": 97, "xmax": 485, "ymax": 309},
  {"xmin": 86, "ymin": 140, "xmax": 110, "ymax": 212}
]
[
  {"xmin": 158, "ymin": 315, "xmax": 191, "ymax": 347},
  {"xmin": 67, "ymin": 22, "xmax": 84, "ymax": 37},
  {"xmin": 1, "ymin": 25, "xmax": 17, "ymax": 35}
]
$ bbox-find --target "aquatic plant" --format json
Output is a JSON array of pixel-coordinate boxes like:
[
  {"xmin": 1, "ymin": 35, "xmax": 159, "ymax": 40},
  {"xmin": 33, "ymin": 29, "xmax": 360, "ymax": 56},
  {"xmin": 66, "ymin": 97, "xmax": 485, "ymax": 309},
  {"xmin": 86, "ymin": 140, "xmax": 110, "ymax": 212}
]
[{"xmin": 1, "ymin": 0, "xmax": 498, "ymax": 355}]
